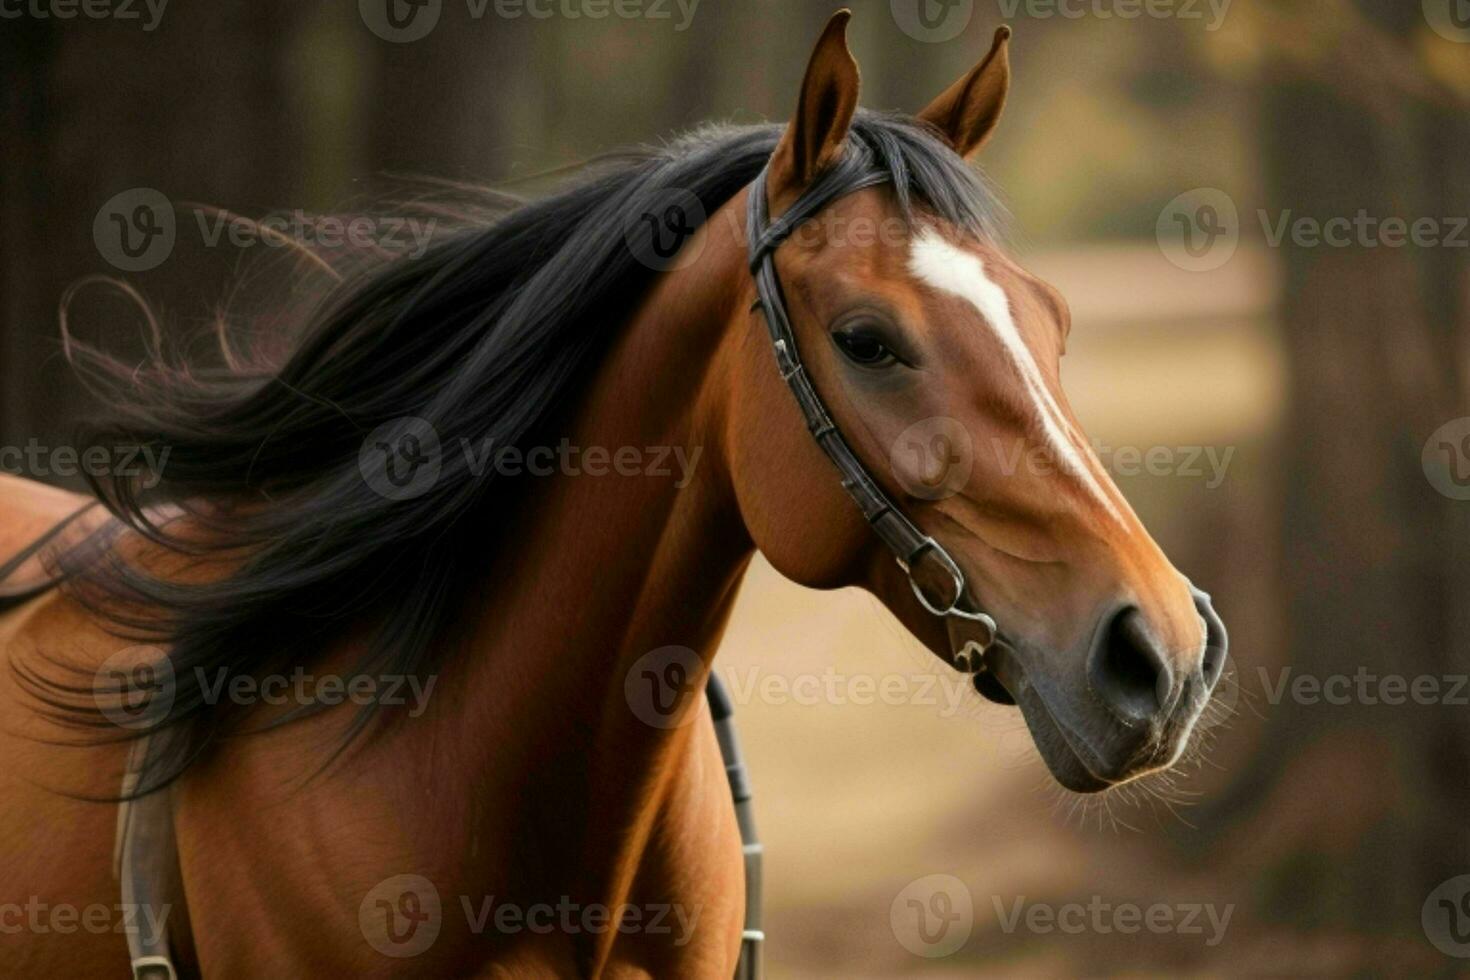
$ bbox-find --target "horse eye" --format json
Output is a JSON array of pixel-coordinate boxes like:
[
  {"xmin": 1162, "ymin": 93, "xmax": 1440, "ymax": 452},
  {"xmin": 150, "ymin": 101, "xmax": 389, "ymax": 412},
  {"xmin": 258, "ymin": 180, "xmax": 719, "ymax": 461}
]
[{"xmin": 832, "ymin": 329, "xmax": 898, "ymax": 368}]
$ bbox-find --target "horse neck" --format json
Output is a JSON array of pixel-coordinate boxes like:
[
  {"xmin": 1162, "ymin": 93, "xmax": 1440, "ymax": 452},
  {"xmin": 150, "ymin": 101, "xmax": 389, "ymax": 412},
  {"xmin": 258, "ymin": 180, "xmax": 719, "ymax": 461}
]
[{"xmin": 424, "ymin": 188, "xmax": 758, "ymax": 889}]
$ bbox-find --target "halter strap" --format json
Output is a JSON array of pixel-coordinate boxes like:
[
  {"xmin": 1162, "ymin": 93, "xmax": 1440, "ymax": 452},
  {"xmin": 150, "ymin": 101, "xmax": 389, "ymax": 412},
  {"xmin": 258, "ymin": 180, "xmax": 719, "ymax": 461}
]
[{"xmin": 746, "ymin": 165, "xmax": 997, "ymax": 647}]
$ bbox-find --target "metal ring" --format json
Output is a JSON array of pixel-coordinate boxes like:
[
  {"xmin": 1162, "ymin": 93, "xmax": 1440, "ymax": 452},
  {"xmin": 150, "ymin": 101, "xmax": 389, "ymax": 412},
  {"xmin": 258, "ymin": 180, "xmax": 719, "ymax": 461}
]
[
  {"xmin": 900, "ymin": 540, "xmax": 997, "ymax": 633},
  {"xmin": 132, "ymin": 956, "xmax": 178, "ymax": 980}
]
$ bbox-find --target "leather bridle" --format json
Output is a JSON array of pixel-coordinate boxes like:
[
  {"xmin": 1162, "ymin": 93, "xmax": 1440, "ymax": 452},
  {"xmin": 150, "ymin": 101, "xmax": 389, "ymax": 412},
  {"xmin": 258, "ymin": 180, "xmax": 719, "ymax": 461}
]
[{"xmin": 745, "ymin": 163, "xmax": 999, "ymax": 668}]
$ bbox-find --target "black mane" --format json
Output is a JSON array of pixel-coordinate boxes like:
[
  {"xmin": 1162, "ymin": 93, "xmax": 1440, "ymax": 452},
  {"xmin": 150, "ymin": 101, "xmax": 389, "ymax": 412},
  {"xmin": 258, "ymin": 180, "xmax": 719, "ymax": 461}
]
[{"xmin": 31, "ymin": 111, "xmax": 1001, "ymax": 792}]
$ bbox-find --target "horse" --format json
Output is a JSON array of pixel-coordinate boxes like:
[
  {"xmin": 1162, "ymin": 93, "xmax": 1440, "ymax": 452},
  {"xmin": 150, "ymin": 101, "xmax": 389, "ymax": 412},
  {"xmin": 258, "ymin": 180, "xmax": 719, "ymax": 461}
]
[{"xmin": 0, "ymin": 12, "xmax": 1226, "ymax": 977}]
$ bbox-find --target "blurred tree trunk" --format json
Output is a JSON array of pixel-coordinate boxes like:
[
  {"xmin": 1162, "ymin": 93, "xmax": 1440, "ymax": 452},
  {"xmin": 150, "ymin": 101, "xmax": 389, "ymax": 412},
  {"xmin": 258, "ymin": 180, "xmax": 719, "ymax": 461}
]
[
  {"xmin": 0, "ymin": 4, "xmax": 316, "ymax": 486},
  {"xmin": 1221, "ymin": 0, "xmax": 1470, "ymax": 953},
  {"xmin": 0, "ymin": 22, "xmax": 58, "ymax": 448}
]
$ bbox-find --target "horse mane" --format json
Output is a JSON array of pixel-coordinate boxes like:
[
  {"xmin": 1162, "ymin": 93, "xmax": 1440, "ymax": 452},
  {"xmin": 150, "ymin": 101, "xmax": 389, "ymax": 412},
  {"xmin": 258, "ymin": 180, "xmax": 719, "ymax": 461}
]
[{"xmin": 26, "ymin": 111, "xmax": 1001, "ymax": 792}]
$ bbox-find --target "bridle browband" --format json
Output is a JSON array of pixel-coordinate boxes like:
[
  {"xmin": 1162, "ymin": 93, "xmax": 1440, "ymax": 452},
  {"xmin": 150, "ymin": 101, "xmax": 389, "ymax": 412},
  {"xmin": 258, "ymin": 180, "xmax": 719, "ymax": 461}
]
[{"xmin": 745, "ymin": 162, "xmax": 998, "ymax": 667}]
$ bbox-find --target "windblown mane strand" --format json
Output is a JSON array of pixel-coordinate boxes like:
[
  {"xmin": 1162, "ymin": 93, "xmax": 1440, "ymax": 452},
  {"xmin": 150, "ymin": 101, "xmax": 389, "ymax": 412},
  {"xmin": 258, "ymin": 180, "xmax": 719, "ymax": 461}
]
[{"xmin": 30, "ymin": 111, "xmax": 1000, "ymax": 793}]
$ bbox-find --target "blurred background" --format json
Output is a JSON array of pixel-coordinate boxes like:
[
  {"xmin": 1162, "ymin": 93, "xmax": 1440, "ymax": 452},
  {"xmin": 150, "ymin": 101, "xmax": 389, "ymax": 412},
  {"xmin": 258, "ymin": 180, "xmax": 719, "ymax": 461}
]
[{"xmin": 4, "ymin": 0, "xmax": 1470, "ymax": 975}]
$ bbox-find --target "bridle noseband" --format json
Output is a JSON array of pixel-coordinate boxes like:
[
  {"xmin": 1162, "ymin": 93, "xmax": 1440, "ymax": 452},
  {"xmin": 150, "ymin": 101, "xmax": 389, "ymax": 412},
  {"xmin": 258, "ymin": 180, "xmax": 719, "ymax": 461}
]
[{"xmin": 745, "ymin": 163, "xmax": 999, "ymax": 668}]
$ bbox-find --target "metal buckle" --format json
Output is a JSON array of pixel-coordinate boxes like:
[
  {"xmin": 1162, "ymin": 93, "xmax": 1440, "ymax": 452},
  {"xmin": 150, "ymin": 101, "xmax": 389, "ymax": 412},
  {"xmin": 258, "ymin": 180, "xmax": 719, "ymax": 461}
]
[
  {"xmin": 897, "ymin": 539, "xmax": 997, "ymax": 633},
  {"xmin": 132, "ymin": 956, "xmax": 178, "ymax": 980}
]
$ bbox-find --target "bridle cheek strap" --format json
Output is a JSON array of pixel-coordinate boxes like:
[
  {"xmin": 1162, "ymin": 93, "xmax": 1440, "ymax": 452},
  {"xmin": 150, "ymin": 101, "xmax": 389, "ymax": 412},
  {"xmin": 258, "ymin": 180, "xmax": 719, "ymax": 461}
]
[{"xmin": 745, "ymin": 165, "xmax": 997, "ymax": 648}]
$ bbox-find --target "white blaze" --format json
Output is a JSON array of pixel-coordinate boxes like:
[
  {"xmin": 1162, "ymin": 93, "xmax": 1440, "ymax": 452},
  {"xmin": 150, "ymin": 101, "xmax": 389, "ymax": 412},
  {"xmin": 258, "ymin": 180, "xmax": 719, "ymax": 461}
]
[{"xmin": 907, "ymin": 227, "xmax": 1124, "ymax": 524}]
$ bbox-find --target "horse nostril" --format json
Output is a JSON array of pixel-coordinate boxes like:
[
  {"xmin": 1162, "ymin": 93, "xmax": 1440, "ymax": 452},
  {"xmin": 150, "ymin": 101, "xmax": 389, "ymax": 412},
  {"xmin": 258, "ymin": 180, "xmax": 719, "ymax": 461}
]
[
  {"xmin": 1201, "ymin": 649, "xmax": 1222, "ymax": 689},
  {"xmin": 1088, "ymin": 606, "xmax": 1172, "ymax": 724},
  {"xmin": 1193, "ymin": 588, "xmax": 1228, "ymax": 692}
]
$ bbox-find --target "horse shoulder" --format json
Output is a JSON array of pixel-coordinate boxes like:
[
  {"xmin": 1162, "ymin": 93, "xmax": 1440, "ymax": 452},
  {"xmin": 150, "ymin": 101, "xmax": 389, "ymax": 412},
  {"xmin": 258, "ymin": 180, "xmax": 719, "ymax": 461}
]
[{"xmin": 0, "ymin": 476, "xmax": 134, "ymax": 973}]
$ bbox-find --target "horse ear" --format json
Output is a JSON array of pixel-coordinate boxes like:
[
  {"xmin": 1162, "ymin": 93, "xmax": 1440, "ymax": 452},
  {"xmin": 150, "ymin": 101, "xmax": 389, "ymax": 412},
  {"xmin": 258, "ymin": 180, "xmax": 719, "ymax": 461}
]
[
  {"xmin": 766, "ymin": 9, "xmax": 860, "ymax": 211},
  {"xmin": 917, "ymin": 26, "xmax": 1012, "ymax": 159}
]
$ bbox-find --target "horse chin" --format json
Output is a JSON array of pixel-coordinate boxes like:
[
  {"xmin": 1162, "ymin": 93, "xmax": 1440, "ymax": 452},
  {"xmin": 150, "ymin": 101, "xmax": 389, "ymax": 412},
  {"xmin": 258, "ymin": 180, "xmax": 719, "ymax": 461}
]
[
  {"xmin": 945, "ymin": 629, "xmax": 1138, "ymax": 793},
  {"xmin": 976, "ymin": 642, "xmax": 1118, "ymax": 794},
  {"xmin": 1014, "ymin": 693, "xmax": 1117, "ymax": 793}
]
